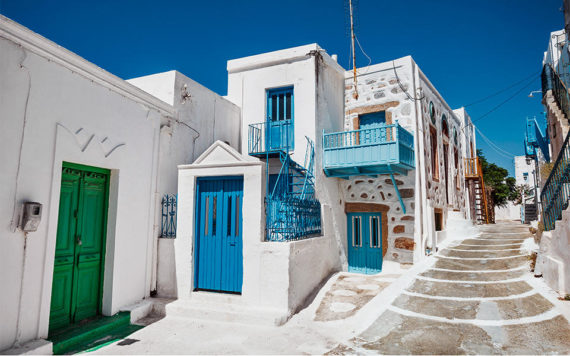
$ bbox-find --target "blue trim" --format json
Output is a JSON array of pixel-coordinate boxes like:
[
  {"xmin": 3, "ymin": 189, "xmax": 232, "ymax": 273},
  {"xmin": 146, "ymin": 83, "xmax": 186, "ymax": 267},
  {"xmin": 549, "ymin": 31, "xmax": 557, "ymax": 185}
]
[
  {"xmin": 194, "ymin": 176, "xmax": 244, "ymax": 293},
  {"xmin": 390, "ymin": 173, "xmax": 406, "ymax": 214},
  {"xmin": 266, "ymin": 86, "xmax": 294, "ymax": 152},
  {"xmin": 322, "ymin": 122, "xmax": 415, "ymax": 178},
  {"xmin": 347, "ymin": 212, "xmax": 383, "ymax": 274}
]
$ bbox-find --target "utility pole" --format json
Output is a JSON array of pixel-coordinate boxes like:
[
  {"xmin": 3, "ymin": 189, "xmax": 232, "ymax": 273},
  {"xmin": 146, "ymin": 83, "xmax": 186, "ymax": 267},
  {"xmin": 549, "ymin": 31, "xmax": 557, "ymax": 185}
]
[{"xmin": 349, "ymin": 0, "xmax": 358, "ymax": 99}]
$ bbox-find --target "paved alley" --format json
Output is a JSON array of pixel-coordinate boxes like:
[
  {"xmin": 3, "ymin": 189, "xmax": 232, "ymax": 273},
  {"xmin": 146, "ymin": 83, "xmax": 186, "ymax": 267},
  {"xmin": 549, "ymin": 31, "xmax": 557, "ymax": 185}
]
[
  {"xmin": 330, "ymin": 221, "xmax": 570, "ymax": 354},
  {"xmin": 92, "ymin": 221, "xmax": 570, "ymax": 355}
]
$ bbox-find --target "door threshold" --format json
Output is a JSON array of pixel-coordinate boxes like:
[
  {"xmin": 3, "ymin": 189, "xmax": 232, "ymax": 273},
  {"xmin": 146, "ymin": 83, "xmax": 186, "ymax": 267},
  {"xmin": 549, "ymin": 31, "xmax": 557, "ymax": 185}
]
[{"xmin": 48, "ymin": 312, "xmax": 142, "ymax": 355}]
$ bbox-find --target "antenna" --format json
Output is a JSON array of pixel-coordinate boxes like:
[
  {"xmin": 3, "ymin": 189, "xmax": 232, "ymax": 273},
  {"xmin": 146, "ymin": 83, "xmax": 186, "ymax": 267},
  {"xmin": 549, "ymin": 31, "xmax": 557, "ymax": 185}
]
[{"xmin": 349, "ymin": 0, "xmax": 358, "ymax": 99}]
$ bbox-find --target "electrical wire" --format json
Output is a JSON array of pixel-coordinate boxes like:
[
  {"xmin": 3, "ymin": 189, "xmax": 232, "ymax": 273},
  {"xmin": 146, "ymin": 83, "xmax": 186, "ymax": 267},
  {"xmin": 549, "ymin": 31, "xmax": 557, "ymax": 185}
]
[
  {"xmin": 354, "ymin": 34, "xmax": 371, "ymax": 74},
  {"xmin": 475, "ymin": 126, "xmax": 517, "ymax": 159},
  {"xmin": 392, "ymin": 60, "xmax": 425, "ymax": 101},
  {"xmin": 464, "ymin": 70, "xmax": 541, "ymax": 108},
  {"xmin": 470, "ymin": 76, "xmax": 537, "ymax": 126}
]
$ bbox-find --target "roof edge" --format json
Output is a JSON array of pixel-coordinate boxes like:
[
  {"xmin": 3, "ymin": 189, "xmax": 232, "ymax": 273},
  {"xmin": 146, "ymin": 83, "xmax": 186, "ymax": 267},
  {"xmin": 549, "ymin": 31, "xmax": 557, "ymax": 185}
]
[{"xmin": 0, "ymin": 15, "xmax": 176, "ymax": 116}]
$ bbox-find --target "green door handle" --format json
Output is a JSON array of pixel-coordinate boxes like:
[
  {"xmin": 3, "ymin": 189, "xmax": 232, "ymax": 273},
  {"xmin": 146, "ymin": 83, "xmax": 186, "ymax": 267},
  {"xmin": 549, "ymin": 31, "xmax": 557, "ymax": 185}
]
[{"xmin": 76, "ymin": 235, "xmax": 82, "ymax": 246}]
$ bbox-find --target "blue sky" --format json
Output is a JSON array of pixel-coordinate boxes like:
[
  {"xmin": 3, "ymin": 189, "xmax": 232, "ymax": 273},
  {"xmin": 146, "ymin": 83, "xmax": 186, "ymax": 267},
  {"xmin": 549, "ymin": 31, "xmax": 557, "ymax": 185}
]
[{"xmin": 0, "ymin": 0, "xmax": 563, "ymax": 175}]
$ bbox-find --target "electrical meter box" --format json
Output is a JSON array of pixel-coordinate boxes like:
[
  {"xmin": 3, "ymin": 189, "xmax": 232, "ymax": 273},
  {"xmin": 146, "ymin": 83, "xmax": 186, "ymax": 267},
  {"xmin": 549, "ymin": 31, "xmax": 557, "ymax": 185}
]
[{"xmin": 21, "ymin": 202, "xmax": 42, "ymax": 232}]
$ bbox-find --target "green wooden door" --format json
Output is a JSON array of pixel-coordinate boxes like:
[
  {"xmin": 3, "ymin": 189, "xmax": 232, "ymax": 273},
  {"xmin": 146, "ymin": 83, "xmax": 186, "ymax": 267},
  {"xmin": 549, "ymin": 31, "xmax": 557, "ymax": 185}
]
[{"xmin": 49, "ymin": 163, "xmax": 109, "ymax": 331}]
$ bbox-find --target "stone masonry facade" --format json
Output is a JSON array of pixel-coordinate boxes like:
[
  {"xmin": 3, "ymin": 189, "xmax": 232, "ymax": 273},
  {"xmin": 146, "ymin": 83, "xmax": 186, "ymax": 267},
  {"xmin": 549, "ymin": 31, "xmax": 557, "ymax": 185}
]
[{"xmin": 343, "ymin": 61, "xmax": 417, "ymax": 263}]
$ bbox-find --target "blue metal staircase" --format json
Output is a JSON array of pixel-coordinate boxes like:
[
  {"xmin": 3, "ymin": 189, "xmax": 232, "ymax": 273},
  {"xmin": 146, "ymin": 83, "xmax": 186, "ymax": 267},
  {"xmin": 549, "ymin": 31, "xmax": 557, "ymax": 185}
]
[
  {"xmin": 524, "ymin": 116, "xmax": 550, "ymax": 162},
  {"xmin": 248, "ymin": 122, "xmax": 321, "ymax": 241}
]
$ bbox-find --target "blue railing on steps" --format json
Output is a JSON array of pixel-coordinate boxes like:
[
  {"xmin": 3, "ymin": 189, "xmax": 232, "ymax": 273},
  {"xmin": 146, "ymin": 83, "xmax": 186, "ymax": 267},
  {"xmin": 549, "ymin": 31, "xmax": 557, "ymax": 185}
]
[
  {"xmin": 248, "ymin": 121, "xmax": 321, "ymax": 242},
  {"xmin": 541, "ymin": 130, "xmax": 570, "ymax": 230},
  {"xmin": 542, "ymin": 63, "xmax": 570, "ymax": 125},
  {"xmin": 266, "ymin": 195, "xmax": 321, "ymax": 242}
]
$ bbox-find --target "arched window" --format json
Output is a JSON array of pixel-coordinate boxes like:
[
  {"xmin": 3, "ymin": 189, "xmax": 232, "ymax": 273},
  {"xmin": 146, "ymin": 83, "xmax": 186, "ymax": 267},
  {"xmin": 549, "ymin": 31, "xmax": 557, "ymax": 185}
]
[
  {"xmin": 453, "ymin": 127, "xmax": 458, "ymax": 145},
  {"xmin": 429, "ymin": 102, "xmax": 436, "ymax": 125},
  {"xmin": 441, "ymin": 114, "xmax": 449, "ymax": 137}
]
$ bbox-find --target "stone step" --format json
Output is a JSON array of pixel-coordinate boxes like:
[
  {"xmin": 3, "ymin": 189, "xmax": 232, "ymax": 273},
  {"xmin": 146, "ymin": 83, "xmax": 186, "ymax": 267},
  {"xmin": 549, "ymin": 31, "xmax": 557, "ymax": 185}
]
[{"xmin": 165, "ymin": 298, "xmax": 288, "ymax": 326}]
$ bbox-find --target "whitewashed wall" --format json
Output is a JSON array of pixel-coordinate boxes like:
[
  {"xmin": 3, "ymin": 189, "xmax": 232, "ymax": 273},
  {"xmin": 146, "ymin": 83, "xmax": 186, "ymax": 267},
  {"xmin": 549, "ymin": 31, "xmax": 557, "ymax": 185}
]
[
  {"xmin": 175, "ymin": 142, "xmax": 339, "ymax": 321},
  {"xmin": 129, "ymin": 71, "xmax": 241, "ymax": 297},
  {"xmin": 226, "ymin": 44, "xmax": 345, "ymax": 272},
  {"xmin": 514, "ymin": 155, "xmax": 536, "ymax": 187},
  {"xmin": 0, "ymin": 16, "xmax": 239, "ymax": 351},
  {"xmin": 0, "ymin": 30, "xmax": 163, "ymax": 351}
]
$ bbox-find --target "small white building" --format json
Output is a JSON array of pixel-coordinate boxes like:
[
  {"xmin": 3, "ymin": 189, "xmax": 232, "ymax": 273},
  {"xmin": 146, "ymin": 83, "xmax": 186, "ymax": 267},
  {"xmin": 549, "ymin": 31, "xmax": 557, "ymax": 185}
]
[{"xmin": 0, "ymin": 15, "xmax": 239, "ymax": 353}]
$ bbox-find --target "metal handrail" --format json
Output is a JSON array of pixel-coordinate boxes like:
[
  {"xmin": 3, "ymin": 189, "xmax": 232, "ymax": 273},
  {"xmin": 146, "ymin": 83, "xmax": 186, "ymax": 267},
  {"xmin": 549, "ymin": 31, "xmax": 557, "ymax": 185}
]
[
  {"xmin": 540, "ymin": 130, "xmax": 570, "ymax": 230},
  {"xmin": 248, "ymin": 120, "xmax": 293, "ymax": 155},
  {"xmin": 464, "ymin": 157, "xmax": 478, "ymax": 178},
  {"xmin": 543, "ymin": 63, "xmax": 570, "ymax": 124},
  {"xmin": 478, "ymin": 158, "xmax": 490, "ymax": 224},
  {"xmin": 463, "ymin": 157, "xmax": 489, "ymax": 224}
]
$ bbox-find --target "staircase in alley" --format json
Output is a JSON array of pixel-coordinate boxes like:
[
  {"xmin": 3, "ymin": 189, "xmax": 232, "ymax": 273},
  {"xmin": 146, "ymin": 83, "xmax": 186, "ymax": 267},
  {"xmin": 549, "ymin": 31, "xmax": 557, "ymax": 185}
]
[{"xmin": 465, "ymin": 157, "xmax": 489, "ymax": 224}]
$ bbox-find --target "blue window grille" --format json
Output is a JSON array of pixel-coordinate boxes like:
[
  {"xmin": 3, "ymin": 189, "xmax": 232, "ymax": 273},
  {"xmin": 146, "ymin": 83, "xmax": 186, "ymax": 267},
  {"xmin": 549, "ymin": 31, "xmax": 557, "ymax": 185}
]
[{"xmin": 160, "ymin": 194, "xmax": 177, "ymax": 238}]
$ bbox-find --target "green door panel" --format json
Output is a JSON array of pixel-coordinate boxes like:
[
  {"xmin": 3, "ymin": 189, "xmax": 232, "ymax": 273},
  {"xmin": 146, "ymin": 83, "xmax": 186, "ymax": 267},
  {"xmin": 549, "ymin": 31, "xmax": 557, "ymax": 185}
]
[
  {"xmin": 74, "ymin": 261, "xmax": 102, "ymax": 321},
  {"xmin": 50, "ymin": 164, "xmax": 109, "ymax": 332},
  {"xmin": 50, "ymin": 168, "xmax": 81, "ymax": 329},
  {"xmin": 49, "ymin": 264, "xmax": 74, "ymax": 330}
]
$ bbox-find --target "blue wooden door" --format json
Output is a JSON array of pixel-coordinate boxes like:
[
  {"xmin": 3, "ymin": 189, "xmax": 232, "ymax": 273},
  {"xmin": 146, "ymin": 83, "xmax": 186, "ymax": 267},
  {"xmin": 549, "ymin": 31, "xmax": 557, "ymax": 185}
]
[
  {"xmin": 359, "ymin": 111, "xmax": 386, "ymax": 144},
  {"xmin": 195, "ymin": 176, "xmax": 243, "ymax": 293},
  {"xmin": 267, "ymin": 87, "xmax": 294, "ymax": 151},
  {"xmin": 347, "ymin": 213, "xmax": 383, "ymax": 274}
]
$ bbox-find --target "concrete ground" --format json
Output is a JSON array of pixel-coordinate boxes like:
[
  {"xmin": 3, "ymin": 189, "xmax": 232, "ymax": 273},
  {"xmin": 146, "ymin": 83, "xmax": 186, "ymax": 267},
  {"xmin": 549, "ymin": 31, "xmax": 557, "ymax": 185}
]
[{"xmin": 93, "ymin": 221, "xmax": 570, "ymax": 355}]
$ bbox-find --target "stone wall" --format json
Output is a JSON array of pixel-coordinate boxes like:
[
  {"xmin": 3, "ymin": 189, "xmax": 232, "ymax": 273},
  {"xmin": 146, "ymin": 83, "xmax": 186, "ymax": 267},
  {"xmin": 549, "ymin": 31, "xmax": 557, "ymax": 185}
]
[
  {"xmin": 343, "ymin": 59, "xmax": 416, "ymax": 263},
  {"xmin": 419, "ymin": 73, "xmax": 468, "ymax": 217}
]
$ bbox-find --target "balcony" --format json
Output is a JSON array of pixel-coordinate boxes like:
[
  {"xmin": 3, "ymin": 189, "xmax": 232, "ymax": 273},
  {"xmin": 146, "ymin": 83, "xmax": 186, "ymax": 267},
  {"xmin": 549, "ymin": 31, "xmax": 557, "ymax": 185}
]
[
  {"xmin": 248, "ymin": 120, "xmax": 294, "ymax": 157},
  {"xmin": 322, "ymin": 123, "xmax": 415, "ymax": 179}
]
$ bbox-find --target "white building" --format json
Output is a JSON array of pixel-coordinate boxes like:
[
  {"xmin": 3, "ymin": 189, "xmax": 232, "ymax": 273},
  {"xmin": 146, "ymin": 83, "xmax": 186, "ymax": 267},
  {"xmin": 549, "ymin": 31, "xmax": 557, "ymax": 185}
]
[
  {"xmin": 0, "ymin": 15, "xmax": 239, "ymax": 353},
  {"xmin": 1, "ymin": 16, "xmax": 480, "ymax": 354},
  {"xmin": 535, "ymin": 27, "xmax": 570, "ymax": 297},
  {"xmin": 171, "ymin": 47, "xmax": 479, "ymax": 322}
]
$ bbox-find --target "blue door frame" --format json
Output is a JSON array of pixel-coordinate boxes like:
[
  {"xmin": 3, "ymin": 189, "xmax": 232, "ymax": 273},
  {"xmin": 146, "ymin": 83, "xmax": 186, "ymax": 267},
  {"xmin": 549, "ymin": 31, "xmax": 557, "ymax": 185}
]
[
  {"xmin": 347, "ymin": 212, "xmax": 383, "ymax": 274},
  {"xmin": 266, "ymin": 87, "xmax": 294, "ymax": 151},
  {"xmin": 194, "ymin": 176, "xmax": 243, "ymax": 293},
  {"xmin": 359, "ymin": 111, "xmax": 386, "ymax": 145}
]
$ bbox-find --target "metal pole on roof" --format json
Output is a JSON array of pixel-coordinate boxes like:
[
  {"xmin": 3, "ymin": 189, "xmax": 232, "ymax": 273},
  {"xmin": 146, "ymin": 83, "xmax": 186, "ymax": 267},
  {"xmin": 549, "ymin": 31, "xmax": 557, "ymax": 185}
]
[{"xmin": 349, "ymin": 0, "xmax": 358, "ymax": 100}]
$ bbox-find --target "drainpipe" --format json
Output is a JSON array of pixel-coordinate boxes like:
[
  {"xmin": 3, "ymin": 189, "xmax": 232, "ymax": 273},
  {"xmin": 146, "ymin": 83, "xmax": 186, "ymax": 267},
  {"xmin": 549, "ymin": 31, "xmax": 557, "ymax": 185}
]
[{"xmin": 411, "ymin": 59, "xmax": 429, "ymax": 260}]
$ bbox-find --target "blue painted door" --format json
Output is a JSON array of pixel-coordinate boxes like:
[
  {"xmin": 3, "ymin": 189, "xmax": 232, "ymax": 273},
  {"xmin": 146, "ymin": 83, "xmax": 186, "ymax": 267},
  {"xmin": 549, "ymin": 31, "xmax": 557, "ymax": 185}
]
[
  {"xmin": 359, "ymin": 111, "xmax": 386, "ymax": 144},
  {"xmin": 347, "ymin": 213, "xmax": 383, "ymax": 274},
  {"xmin": 195, "ymin": 176, "xmax": 243, "ymax": 293},
  {"xmin": 267, "ymin": 87, "xmax": 294, "ymax": 151}
]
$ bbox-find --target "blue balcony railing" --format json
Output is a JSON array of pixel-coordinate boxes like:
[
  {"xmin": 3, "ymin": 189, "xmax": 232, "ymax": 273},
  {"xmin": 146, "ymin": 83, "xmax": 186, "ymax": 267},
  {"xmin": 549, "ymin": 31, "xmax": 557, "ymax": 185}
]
[
  {"xmin": 248, "ymin": 120, "xmax": 294, "ymax": 156},
  {"xmin": 323, "ymin": 122, "xmax": 415, "ymax": 178}
]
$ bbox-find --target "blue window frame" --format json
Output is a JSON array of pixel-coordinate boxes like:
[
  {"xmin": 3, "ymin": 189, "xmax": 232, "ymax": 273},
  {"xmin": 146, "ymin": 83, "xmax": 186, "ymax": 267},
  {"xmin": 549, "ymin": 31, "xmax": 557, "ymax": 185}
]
[
  {"xmin": 267, "ymin": 87, "xmax": 294, "ymax": 122},
  {"xmin": 429, "ymin": 102, "xmax": 436, "ymax": 124}
]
